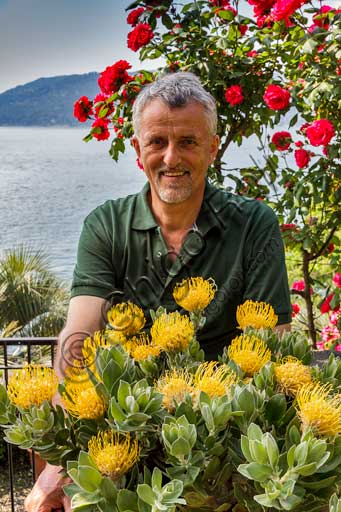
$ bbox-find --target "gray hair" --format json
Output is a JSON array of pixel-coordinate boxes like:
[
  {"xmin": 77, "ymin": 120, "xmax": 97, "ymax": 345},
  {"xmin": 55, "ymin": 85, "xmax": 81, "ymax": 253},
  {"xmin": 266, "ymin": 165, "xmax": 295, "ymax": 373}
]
[{"xmin": 132, "ymin": 72, "xmax": 218, "ymax": 136}]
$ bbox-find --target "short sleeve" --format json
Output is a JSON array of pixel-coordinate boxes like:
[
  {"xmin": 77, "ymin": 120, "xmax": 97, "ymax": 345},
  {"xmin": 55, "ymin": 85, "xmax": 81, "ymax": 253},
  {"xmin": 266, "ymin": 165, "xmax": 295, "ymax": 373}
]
[
  {"xmin": 243, "ymin": 212, "xmax": 291, "ymax": 325},
  {"xmin": 71, "ymin": 208, "xmax": 115, "ymax": 300}
]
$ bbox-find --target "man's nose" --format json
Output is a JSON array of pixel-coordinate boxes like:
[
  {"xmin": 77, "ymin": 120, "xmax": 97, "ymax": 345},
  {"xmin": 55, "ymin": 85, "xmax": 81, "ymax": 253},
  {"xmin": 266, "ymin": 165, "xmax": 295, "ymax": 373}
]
[{"xmin": 163, "ymin": 143, "xmax": 181, "ymax": 168}]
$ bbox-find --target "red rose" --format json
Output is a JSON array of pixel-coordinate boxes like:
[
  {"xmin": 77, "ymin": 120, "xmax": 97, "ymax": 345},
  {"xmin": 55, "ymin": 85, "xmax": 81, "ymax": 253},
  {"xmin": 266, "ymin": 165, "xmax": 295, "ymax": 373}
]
[
  {"xmin": 280, "ymin": 223, "xmax": 297, "ymax": 232},
  {"xmin": 272, "ymin": 0, "xmax": 306, "ymax": 22},
  {"xmin": 73, "ymin": 96, "xmax": 93, "ymax": 122},
  {"xmin": 292, "ymin": 280, "xmax": 305, "ymax": 292},
  {"xmin": 248, "ymin": 0, "xmax": 276, "ymax": 17},
  {"xmin": 91, "ymin": 119, "xmax": 110, "ymax": 141},
  {"xmin": 294, "ymin": 140, "xmax": 303, "ymax": 148},
  {"xmin": 291, "ymin": 303, "xmax": 300, "ymax": 317},
  {"xmin": 93, "ymin": 94, "xmax": 115, "ymax": 118},
  {"xmin": 127, "ymin": 7, "xmax": 145, "ymax": 26},
  {"xmin": 263, "ymin": 84, "xmax": 290, "ymax": 110},
  {"xmin": 239, "ymin": 24, "xmax": 248, "ymax": 35},
  {"xmin": 291, "ymin": 280, "xmax": 313, "ymax": 295},
  {"xmin": 247, "ymin": 50, "xmax": 258, "ymax": 57},
  {"xmin": 224, "ymin": 84, "xmax": 244, "ymax": 105},
  {"xmin": 209, "ymin": 0, "xmax": 231, "ymax": 6},
  {"xmin": 305, "ymin": 119, "xmax": 335, "ymax": 147},
  {"xmin": 136, "ymin": 158, "xmax": 144, "ymax": 170},
  {"xmin": 328, "ymin": 243, "xmax": 335, "ymax": 254},
  {"xmin": 271, "ymin": 131, "xmax": 292, "ymax": 151},
  {"xmin": 127, "ymin": 23, "xmax": 154, "ymax": 52},
  {"xmin": 321, "ymin": 293, "xmax": 335, "ymax": 314},
  {"xmin": 294, "ymin": 148, "xmax": 310, "ymax": 168},
  {"xmin": 98, "ymin": 60, "xmax": 132, "ymax": 95},
  {"xmin": 313, "ymin": 5, "xmax": 333, "ymax": 29}
]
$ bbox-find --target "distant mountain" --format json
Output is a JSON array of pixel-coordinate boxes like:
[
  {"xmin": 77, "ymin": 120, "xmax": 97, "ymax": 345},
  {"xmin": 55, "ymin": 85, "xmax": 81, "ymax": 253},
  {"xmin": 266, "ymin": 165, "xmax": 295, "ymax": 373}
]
[{"xmin": 0, "ymin": 73, "xmax": 100, "ymax": 126}]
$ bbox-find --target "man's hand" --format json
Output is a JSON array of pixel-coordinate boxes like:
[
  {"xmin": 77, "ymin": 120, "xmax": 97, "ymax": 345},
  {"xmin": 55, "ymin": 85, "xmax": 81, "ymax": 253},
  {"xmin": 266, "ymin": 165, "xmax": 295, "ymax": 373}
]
[{"xmin": 24, "ymin": 463, "xmax": 72, "ymax": 512}]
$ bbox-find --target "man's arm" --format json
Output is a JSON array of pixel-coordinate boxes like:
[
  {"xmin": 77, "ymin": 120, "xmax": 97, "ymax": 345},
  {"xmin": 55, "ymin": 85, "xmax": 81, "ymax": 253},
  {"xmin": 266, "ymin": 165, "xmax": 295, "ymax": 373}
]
[
  {"xmin": 275, "ymin": 323, "xmax": 291, "ymax": 335},
  {"xmin": 25, "ymin": 295, "xmax": 108, "ymax": 512}
]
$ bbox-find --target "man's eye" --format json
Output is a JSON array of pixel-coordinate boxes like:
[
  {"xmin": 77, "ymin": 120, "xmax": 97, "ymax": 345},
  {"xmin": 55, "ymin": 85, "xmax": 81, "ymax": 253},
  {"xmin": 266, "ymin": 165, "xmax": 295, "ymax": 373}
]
[
  {"xmin": 181, "ymin": 138, "xmax": 196, "ymax": 146},
  {"xmin": 149, "ymin": 138, "xmax": 164, "ymax": 147}
]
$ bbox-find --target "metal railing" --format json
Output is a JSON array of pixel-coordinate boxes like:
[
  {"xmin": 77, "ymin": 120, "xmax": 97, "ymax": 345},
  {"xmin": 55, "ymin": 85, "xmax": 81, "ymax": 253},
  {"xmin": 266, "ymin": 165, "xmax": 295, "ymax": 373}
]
[{"xmin": 0, "ymin": 337, "xmax": 58, "ymax": 512}]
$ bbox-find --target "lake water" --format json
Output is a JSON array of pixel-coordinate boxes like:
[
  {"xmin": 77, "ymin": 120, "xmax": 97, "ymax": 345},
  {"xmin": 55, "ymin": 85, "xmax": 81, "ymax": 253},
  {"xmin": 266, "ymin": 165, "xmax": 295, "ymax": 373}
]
[{"xmin": 0, "ymin": 127, "xmax": 261, "ymax": 284}]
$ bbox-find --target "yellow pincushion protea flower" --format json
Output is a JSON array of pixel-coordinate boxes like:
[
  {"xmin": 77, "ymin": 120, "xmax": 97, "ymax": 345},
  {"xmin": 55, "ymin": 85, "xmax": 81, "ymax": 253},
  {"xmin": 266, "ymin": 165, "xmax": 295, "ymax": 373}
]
[
  {"xmin": 88, "ymin": 431, "xmax": 139, "ymax": 481},
  {"xmin": 151, "ymin": 311, "xmax": 194, "ymax": 352},
  {"xmin": 62, "ymin": 366, "xmax": 107, "ymax": 419},
  {"xmin": 125, "ymin": 333, "xmax": 161, "ymax": 361},
  {"xmin": 107, "ymin": 302, "xmax": 145, "ymax": 337},
  {"xmin": 228, "ymin": 335, "xmax": 271, "ymax": 376},
  {"xmin": 296, "ymin": 383, "xmax": 341, "ymax": 438},
  {"xmin": 82, "ymin": 331, "xmax": 107, "ymax": 371},
  {"xmin": 193, "ymin": 361, "xmax": 237, "ymax": 398},
  {"xmin": 236, "ymin": 300, "xmax": 278, "ymax": 330},
  {"xmin": 156, "ymin": 369, "xmax": 194, "ymax": 412},
  {"xmin": 275, "ymin": 357, "xmax": 312, "ymax": 396},
  {"xmin": 7, "ymin": 365, "xmax": 58, "ymax": 408},
  {"xmin": 173, "ymin": 277, "xmax": 217, "ymax": 312},
  {"xmin": 63, "ymin": 384, "xmax": 107, "ymax": 419}
]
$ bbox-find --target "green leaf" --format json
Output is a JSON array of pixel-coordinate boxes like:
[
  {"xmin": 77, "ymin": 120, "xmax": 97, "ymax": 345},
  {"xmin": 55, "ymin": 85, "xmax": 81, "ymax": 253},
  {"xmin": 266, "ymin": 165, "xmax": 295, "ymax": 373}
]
[
  {"xmin": 117, "ymin": 489, "xmax": 139, "ymax": 511},
  {"xmin": 137, "ymin": 484, "xmax": 157, "ymax": 506},
  {"xmin": 71, "ymin": 491, "xmax": 101, "ymax": 510},
  {"xmin": 77, "ymin": 465, "xmax": 102, "ymax": 492},
  {"xmin": 171, "ymin": 437, "xmax": 191, "ymax": 458},
  {"xmin": 238, "ymin": 462, "xmax": 272, "ymax": 482}
]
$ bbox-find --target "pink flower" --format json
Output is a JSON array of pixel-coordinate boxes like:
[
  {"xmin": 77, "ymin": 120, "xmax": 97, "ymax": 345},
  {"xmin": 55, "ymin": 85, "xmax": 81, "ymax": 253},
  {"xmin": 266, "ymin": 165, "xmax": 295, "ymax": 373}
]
[
  {"xmin": 247, "ymin": 50, "xmax": 258, "ymax": 57},
  {"xmin": 316, "ymin": 341, "xmax": 325, "ymax": 351},
  {"xmin": 127, "ymin": 23, "xmax": 154, "ymax": 52},
  {"xmin": 292, "ymin": 280, "xmax": 305, "ymax": 292},
  {"xmin": 98, "ymin": 60, "xmax": 132, "ymax": 95},
  {"xmin": 73, "ymin": 96, "xmax": 93, "ymax": 122},
  {"xmin": 263, "ymin": 84, "xmax": 290, "ymax": 110},
  {"xmin": 330, "ymin": 310, "xmax": 340, "ymax": 326},
  {"xmin": 127, "ymin": 7, "xmax": 145, "ymax": 26},
  {"xmin": 321, "ymin": 324, "xmax": 340, "ymax": 343},
  {"xmin": 306, "ymin": 119, "xmax": 335, "ymax": 147},
  {"xmin": 91, "ymin": 119, "xmax": 110, "ymax": 141},
  {"xmin": 292, "ymin": 303, "xmax": 300, "ymax": 317},
  {"xmin": 335, "ymin": 344, "xmax": 341, "ymax": 352},
  {"xmin": 333, "ymin": 272, "xmax": 341, "ymax": 288},
  {"xmin": 271, "ymin": 131, "xmax": 292, "ymax": 151},
  {"xmin": 294, "ymin": 148, "xmax": 310, "ymax": 169},
  {"xmin": 224, "ymin": 84, "xmax": 244, "ymax": 105}
]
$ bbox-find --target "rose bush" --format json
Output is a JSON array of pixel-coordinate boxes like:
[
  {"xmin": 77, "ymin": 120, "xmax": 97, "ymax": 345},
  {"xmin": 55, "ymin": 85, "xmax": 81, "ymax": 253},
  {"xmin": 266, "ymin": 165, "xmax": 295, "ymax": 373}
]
[{"xmin": 72, "ymin": 0, "xmax": 340, "ymax": 345}]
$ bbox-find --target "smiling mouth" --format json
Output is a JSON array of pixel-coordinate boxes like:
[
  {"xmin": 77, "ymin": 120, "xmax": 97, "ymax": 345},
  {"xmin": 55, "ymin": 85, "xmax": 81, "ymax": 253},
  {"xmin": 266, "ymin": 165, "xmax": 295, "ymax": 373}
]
[{"xmin": 161, "ymin": 171, "xmax": 189, "ymax": 177}]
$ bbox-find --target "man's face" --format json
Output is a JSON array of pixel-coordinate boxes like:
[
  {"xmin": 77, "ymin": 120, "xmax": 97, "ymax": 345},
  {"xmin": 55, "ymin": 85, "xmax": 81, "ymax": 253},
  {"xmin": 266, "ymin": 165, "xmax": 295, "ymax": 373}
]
[{"xmin": 132, "ymin": 99, "xmax": 220, "ymax": 205}]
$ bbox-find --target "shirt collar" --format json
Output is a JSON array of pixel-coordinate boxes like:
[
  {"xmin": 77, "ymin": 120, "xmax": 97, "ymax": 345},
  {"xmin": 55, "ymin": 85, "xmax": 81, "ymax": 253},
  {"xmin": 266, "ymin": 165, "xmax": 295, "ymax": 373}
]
[
  {"xmin": 131, "ymin": 182, "xmax": 158, "ymax": 230},
  {"xmin": 131, "ymin": 179, "xmax": 227, "ymax": 233}
]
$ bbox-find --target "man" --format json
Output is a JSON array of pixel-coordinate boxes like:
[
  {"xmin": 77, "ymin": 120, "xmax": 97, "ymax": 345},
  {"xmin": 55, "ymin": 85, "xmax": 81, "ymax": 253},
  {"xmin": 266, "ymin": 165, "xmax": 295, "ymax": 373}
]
[{"xmin": 25, "ymin": 71, "xmax": 291, "ymax": 511}]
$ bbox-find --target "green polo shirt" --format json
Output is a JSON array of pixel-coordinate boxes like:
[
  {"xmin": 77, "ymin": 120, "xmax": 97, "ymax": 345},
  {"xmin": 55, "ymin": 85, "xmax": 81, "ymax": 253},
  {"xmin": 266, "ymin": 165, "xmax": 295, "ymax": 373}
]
[{"xmin": 71, "ymin": 181, "xmax": 291, "ymax": 359}]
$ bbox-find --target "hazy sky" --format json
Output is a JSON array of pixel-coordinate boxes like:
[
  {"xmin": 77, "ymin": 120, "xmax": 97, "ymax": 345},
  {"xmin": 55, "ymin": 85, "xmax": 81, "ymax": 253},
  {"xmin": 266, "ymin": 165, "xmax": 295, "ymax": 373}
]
[
  {"xmin": 0, "ymin": 0, "xmax": 338, "ymax": 94},
  {"xmin": 0, "ymin": 0, "xmax": 160, "ymax": 93}
]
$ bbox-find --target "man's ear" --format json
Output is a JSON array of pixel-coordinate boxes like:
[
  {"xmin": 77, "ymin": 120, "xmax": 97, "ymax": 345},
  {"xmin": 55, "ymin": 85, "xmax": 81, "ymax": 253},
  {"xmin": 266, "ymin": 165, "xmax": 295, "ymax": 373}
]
[
  {"xmin": 131, "ymin": 136, "xmax": 141, "ymax": 158},
  {"xmin": 209, "ymin": 134, "xmax": 220, "ymax": 165}
]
